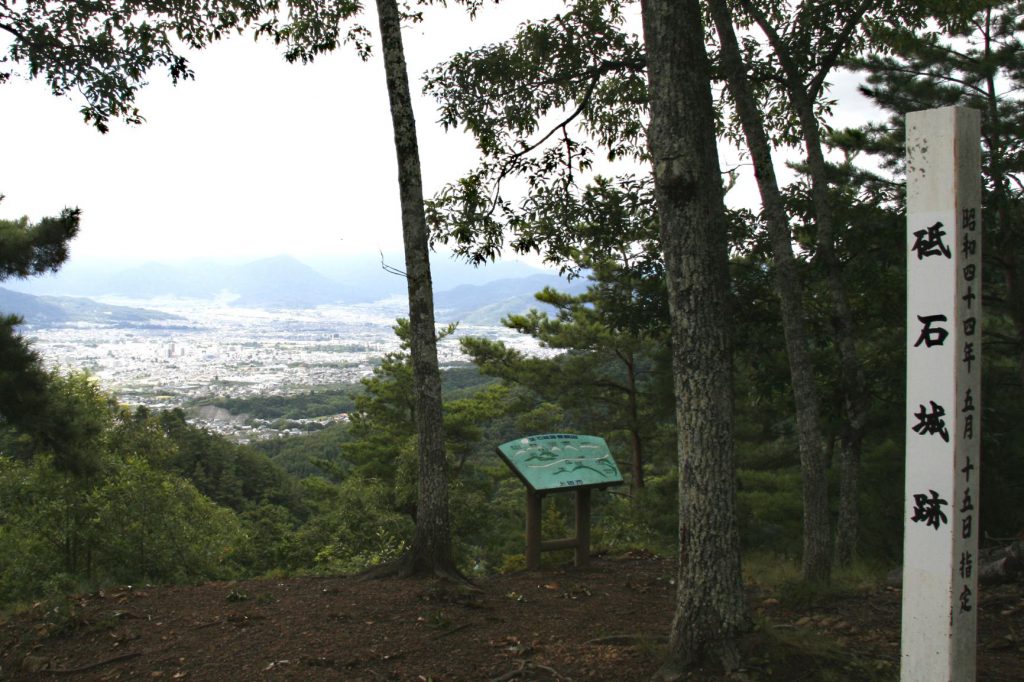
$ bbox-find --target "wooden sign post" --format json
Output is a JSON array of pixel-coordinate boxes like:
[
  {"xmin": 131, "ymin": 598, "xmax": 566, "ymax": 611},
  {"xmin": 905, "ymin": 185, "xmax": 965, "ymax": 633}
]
[
  {"xmin": 902, "ymin": 106, "xmax": 981, "ymax": 681},
  {"xmin": 497, "ymin": 434, "xmax": 623, "ymax": 570}
]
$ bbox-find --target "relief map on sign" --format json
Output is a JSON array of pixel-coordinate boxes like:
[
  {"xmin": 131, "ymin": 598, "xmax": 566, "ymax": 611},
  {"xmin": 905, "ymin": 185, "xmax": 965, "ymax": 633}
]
[{"xmin": 496, "ymin": 434, "xmax": 624, "ymax": 492}]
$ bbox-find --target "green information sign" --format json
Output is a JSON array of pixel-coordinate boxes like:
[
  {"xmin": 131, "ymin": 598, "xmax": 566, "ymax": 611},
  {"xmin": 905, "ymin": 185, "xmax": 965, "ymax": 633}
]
[{"xmin": 496, "ymin": 434, "xmax": 624, "ymax": 492}]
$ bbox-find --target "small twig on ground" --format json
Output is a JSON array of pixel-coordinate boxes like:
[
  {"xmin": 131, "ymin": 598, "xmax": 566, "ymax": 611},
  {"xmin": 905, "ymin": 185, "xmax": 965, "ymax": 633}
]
[
  {"xmin": 490, "ymin": 659, "xmax": 568, "ymax": 681},
  {"xmin": 586, "ymin": 633, "xmax": 666, "ymax": 646},
  {"xmin": 533, "ymin": 662, "xmax": 563, "ymax": 678},
  {"xmin": 490, "ymin": 659, "xmax": 527, "ymax": 682},
  {"xmin": 47, "ymin": 651, "xmax": 142, "ymax": 675},
  {"xmin": 192, "ymin": 619, "xmax": 221, "ymax": 629},
  {"xmin": 432, "ymin": 622, "xmax": 473, "ymax": 639}
]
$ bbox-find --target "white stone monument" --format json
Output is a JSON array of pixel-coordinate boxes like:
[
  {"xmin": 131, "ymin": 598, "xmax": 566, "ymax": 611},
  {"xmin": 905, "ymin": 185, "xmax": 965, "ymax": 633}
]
[{"xmin": 902, "ymin": 106, "xmax": 981, "ymax": 681}]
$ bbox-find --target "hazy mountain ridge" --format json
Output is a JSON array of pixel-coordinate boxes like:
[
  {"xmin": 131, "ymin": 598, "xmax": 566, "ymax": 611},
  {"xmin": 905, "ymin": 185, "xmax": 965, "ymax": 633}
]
[
  {"xmin": 435, "ymin": 274, "xmax": 589, "ymax": 325},
  {"xmin": 5, "ymin": 254, "xmax": 562, "ymax": 309},
  {"xmin": 2, "ymin": 255, "xmax": 587, "ymax": 327},
  {"xmin": 9, "ymin": 255, "xmax": 346, "ymax": 307},
  {"xmin": 0, "ymin": 287, "xmax": 185, "ymax": 327}
]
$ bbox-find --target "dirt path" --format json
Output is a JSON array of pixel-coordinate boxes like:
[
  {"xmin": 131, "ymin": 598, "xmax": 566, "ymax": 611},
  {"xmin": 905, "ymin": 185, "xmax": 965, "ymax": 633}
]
[{"xmin": 1, "ymin": 554, "xmax": 1021, "ymax": 680}]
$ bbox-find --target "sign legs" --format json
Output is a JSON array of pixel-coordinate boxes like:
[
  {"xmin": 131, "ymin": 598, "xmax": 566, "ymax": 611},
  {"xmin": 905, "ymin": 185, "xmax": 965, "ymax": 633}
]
[
  {"xmin": 526, "ymin": 490, "xmax": 542, "ymax": 570},
  {"xmin": 575, "ymin": 488, "xmax": 591, "ymax": 568},
  {"xmin": 524, "ymin": 488, "xmax": 593, "ymax": 570}
]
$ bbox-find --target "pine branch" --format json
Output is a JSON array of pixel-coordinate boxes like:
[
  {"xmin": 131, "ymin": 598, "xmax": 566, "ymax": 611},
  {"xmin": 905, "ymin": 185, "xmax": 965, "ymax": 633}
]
[{"xmin": 808, "ymin": 0, "xmax": 877, "ymax": 98}]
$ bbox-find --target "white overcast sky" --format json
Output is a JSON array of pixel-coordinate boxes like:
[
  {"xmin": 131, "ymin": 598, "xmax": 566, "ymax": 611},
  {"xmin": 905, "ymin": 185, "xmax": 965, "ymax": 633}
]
[{"xmin": 0, "ymin": 1, "xmax": 881, "ymax": 267}]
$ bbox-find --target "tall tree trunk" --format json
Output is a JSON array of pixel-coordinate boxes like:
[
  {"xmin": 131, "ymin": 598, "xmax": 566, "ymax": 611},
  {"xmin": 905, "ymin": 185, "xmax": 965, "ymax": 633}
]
[
  {"xmin": 833, "ymin": 428, "xmax": 861, "ymax": 567},
  {"xmin": 625, "ymin": 349, "xmax": 645, "ymax": 493},
  {"xmin": 707, "ymin": 0, "xmax": 832, "ymax": 583},
  {"xmin": 375, "ymin": 0, "xmax": 456, "ymax": 577},
  {"xmin": 640, "ymin": 0, "xmax": 746, "ymax": 673},
  {"xmin": 740, "ymin": 0, "xmax": 872, "ymax": 571},
  {"xmin": 789, "ymin": 91, "xmax": 868, "ymax": 570}
]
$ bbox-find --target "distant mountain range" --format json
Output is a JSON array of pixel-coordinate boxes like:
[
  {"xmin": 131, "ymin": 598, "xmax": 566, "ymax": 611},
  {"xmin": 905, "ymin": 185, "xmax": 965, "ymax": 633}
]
[
  {"xmin": 0, "ymin": 287, "xmax": 184, "ymax": 327},
  {"xmin": 434, "ymin": 274, "xmax": 586, "ymax": 325},
  {"xmin": 3, "ymin": 254, "xmax": 589, "ymax": 327},
  {"xmin": 7, "ymin": 255, "xmax": 363, "ymax": 307}
]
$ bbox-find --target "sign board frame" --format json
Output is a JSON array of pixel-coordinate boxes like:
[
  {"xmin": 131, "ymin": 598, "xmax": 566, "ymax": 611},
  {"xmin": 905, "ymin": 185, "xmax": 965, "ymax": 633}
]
[
  {"xmin": 496, "ymin": 434, "xmax": 624, "ymax": 569},
  {"xmin": 496, "ymin": 433, "xmax": 625, "ymax": 493}
]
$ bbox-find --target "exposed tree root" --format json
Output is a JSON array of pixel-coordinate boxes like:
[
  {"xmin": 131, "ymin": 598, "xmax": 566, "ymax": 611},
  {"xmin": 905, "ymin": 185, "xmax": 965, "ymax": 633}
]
[
  {"xmin": 651, "ymin": 660, "xmax": 686, "ymax": 682},
  {"xmin": 357, "ymin": 552, "xmax": 474, "ymax": 588},
  {"xmin": 653, "ymin": 637, "xmax": 748, "ymax": 681}
]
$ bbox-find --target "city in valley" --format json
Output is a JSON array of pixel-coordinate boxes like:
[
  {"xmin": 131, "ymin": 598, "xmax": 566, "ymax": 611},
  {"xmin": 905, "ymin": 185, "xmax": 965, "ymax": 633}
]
[{"xmin": 22, "ymin": 296, "xmax": 549, "ymax": 443}]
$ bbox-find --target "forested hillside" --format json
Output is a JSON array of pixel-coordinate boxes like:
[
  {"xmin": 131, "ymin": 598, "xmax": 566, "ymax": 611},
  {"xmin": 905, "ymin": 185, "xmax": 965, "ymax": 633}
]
[{"xmin": 0, "ymin": 360, "xmax": 520, "ymax": 603}]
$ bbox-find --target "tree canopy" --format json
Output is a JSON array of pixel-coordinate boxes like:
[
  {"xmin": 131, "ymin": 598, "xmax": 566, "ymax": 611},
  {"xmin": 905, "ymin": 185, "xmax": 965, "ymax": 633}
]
[{"xmin": 0, "ymin": 0, "xmax": 276, "ymax": 131}]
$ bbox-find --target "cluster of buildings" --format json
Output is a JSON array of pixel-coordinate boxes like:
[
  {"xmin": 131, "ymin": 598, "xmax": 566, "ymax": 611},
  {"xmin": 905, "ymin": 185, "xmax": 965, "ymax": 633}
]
[
  {"xmin": 25, "ymin": 300, "xmax": 541, "ymax": 442},
  {"xmin": 193, "ymin": 404, "xmax": 352, "ymax": 443}
]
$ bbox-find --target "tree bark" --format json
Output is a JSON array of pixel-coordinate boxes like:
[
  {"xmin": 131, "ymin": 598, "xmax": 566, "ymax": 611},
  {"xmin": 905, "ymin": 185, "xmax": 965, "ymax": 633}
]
[
  {"xmin": 374, "ymin": 0, "xmax": 456, "ymax": 576},
  {"xmin": 833, "ymin": 429, "xmax": 861, "ymax": 567},
  {"xmin": 707, "ymin": 0, "xmax": 832, "ymax": 583},
  {"xmin": 789, "ymin": 89, "xmax": 868, "ymax": 571},
  {"xmin": 640, "ymin": 0, "xmax": 746, "ymax": 672},
  {"xmin": 625, "ymin": 349, "xmax": 645, "ymax": 493}
]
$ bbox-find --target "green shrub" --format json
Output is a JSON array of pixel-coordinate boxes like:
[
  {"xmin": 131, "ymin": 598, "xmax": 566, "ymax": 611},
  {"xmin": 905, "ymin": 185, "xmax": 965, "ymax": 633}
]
[
  {"xmin": 90, "ymin": 457, "xmax": 245, "ymax": 584},
  {"xmin": 737, "ymin": 469, "xmax": 803, "ymax": 557},
  {"xmin": 291, "ymin": 476, "xmax": 413, "ymax": 574}
]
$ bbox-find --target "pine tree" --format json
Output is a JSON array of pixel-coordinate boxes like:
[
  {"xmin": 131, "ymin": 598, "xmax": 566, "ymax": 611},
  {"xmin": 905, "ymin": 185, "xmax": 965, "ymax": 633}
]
[
  {"xmin": 849, "ymin": 0, "xmax": 1024, "ymax": 382},
  {"xmin": 0, "ymin": 206, "xmax": 90, "ymax": 471},
  {"xmin": 462, "ymin": 261, "xmax": 668, "ymax": 494}
]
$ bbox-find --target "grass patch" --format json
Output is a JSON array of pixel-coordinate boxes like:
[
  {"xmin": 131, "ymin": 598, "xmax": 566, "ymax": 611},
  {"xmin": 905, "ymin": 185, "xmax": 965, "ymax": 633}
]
[
  {"xmin": 743, "ymin": 618, "xmax": 896, "ymax": 681},
  {"xmin": 743, "ymin": 552, "xmax": 803, "ymax": 590},
  {"xmin": 744, "ymin": 553, "xmax": 889, "ymax": 608}
]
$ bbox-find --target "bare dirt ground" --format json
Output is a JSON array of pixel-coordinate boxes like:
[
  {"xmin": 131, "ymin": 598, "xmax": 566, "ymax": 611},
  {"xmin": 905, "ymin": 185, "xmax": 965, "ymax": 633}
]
[{"xmin": 1, "ymin": 552, "xmax": 1021, "ymax": 681}]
